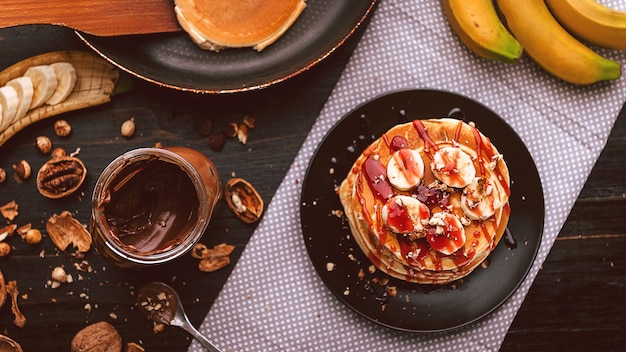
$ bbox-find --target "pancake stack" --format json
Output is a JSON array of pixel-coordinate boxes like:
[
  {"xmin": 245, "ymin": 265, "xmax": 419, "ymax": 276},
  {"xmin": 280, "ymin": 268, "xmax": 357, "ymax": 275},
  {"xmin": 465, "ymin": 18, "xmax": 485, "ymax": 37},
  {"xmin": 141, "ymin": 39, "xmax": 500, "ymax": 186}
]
[
  {"xmin": 174, "ymin": 0, "xmax": 307, "ymax": 51},
  {"xmin": 338, "ymin": 118, "xmax": 511, "ymax": 284}
]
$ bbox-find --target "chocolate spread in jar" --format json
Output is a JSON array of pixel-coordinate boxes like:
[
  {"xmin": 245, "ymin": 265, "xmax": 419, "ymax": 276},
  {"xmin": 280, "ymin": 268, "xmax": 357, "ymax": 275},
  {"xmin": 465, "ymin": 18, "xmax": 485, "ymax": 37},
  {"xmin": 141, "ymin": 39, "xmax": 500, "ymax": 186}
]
[{"xmin": 99, "ymin": 158, "xmax": 200, "ymax": 255}]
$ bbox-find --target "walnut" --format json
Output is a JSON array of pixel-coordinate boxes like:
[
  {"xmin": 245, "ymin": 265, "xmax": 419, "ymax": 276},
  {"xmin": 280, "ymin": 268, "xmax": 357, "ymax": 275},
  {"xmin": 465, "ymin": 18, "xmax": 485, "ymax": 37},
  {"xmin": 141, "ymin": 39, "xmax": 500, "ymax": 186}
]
[
  {"xmin": 224, "ymin": 178, "xmax": 264, "ymax": 223},
  {"xmin": 46, "ymin": 211, "xmax": 92, "ymax": 252},
  {"xmin": 0, "ymin": 333, "xmax": 24, "ymax": 352},
  {"xmin": 71, "ymin": 321, "xmax": 122, "ymax": 352},
  {"xmin": 36, "ymin": 150, "xmax": 87, "ymax": 199}
]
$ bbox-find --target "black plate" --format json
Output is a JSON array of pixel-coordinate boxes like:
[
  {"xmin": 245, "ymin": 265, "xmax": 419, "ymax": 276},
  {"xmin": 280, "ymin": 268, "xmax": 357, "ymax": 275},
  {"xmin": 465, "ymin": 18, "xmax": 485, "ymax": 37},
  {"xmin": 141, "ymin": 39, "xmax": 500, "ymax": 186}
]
[
  {"xmin": 77, "ymin": 0, "xmax": 377, "ymax": 93},
  {"xmin": 300, "ymin": 89, "xmax": 544, "ymax": 332}
]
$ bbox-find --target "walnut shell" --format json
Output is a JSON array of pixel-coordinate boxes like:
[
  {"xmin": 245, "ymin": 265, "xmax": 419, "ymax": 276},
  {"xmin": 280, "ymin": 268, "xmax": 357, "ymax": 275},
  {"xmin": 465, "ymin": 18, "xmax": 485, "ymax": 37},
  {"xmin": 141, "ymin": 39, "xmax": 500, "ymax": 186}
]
[
  {"xmin": 0, "ymin": 270, "xmax": 6, "ymax": 310},
  {"xmin": 36, "ymin": 155, "xmax": 87, "ymax": 199},
  {"xmin": 0, "ymin": 334, "xmax": 24, "ymax": 352},
  {"xmin": 71, "ymin": 321, "xmax": 122, "ymax": 352},
  {"xmin": 46, "ymin": 211, "xmax": 92, "ymax": 252},
  {"xmin": 224, "ymin": 178, "xmax": 264, "ymax": 223}
]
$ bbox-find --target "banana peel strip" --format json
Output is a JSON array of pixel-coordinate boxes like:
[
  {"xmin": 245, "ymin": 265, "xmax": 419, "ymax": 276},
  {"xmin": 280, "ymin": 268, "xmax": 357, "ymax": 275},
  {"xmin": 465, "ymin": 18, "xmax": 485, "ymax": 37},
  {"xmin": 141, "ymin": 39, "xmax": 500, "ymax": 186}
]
[{"xmin": 0, "ymin": 50, "xmax": 120, "ymax": 148}]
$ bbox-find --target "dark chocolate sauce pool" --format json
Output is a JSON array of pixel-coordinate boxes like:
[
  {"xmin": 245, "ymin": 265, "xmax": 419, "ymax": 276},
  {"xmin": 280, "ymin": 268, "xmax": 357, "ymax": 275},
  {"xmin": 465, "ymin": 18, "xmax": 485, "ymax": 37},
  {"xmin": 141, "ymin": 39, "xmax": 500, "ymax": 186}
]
[{"xmin": 100, "ymin": 159, "xmax": 199, "ymax": 255}]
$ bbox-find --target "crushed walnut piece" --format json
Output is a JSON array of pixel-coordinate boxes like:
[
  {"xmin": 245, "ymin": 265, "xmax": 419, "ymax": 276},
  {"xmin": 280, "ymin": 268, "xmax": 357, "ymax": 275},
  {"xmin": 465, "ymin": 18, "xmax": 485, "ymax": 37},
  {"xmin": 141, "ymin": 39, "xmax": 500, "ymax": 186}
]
[
  {"xmin": 46, "ymin": 211, "xmax": 92, "ymax": 252},
  {"xmin": 191, "ymin": 243, "xmax": 235, "ymax": 272},
  {"xmin": 0, "ymin": 224, "xmax": 17, "ymax": 242},
  {"xmin": 0, "ymin": 201, "xmax": 18, "ymax": 221}
]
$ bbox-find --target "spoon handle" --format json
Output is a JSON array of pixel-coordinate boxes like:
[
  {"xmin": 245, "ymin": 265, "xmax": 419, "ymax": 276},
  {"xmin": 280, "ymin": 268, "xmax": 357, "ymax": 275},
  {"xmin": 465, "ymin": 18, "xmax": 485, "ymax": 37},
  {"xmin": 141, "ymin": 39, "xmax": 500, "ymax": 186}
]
[{"xmin": 180, "ymin": 319, "xmax": 223, "ymax": 352}]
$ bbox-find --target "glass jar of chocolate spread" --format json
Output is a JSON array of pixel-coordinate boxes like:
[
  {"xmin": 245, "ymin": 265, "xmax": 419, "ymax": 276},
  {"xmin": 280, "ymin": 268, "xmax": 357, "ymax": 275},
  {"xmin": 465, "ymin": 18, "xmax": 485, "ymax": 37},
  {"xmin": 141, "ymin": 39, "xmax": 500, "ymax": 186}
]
[{"xmin": 90, "ymin": 147, "xmax": 221, "ymax": 268}]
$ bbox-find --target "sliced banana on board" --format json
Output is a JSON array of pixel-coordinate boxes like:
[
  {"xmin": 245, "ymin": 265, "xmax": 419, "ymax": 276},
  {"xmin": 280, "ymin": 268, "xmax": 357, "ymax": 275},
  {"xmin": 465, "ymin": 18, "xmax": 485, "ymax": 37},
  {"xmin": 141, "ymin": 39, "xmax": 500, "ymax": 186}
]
[
  {"xmin": 6, "ymin": 77, "xmax": 34, "ymax": 122},
  {"xmin": 0, "ymin": 85, "xmax": 19, "ymax": 130},
  {"xmin": 47, "ymin": 62, "xmax": 77, "ymax": 105},
  {"xmin": 0, "ymin": 50, "xmax": 123, "ymax": 149},
  {"xmin": 23, "ymin": 65, "xmax": 58, "ymax": 109}
]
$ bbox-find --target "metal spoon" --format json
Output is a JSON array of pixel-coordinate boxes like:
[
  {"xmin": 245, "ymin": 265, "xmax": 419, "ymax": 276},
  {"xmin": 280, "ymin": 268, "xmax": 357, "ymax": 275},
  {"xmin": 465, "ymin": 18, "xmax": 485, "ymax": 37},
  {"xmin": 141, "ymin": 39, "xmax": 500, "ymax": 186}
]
[{"xmin": 137, "ymin": 282, "xmax": 223, "ymax": 352}]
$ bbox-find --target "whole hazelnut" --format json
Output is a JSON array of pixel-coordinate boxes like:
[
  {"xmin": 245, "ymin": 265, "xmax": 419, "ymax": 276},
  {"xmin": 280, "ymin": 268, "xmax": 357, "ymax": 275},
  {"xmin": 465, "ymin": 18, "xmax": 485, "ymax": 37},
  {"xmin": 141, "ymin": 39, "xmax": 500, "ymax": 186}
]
[
  {"xmin": 50, "ymin": 148, "xmax": 67, "ymax": 159},
  {"xmin": 51, "ymin": 266, "xmax": 67, "ymax": 283},
  {"xmin": 12, "ymin": 160, "xmax": 31, "ymax": 181},
  {"xmin": 0, "ymin": 168, "xmax": 6, "ymax": 184},
  {"xmin": 0, "ymin": 242, "xmax": 10, "ymax": 257},
  {"xmin": 54, "ymin": 119, "xmax": 72, "ymax": 138},
  {"xmin": 34, "ymin": 136, "xmax": 52, "ymax": 154},
  {"xmin": 121, "ymin": 118, "xmax": 136, "ymax": 138},
  {"xmin": 24, "ymin": 229, "xmax": 42, "ymax": 245}
]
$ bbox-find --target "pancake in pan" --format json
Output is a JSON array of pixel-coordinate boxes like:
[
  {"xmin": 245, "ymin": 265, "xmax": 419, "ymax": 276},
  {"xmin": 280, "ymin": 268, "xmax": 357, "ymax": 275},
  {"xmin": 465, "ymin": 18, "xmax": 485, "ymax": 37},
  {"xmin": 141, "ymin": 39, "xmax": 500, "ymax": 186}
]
[{"xmin": 174, "ymin": 0, "xmax": 307, "ymax": 51}]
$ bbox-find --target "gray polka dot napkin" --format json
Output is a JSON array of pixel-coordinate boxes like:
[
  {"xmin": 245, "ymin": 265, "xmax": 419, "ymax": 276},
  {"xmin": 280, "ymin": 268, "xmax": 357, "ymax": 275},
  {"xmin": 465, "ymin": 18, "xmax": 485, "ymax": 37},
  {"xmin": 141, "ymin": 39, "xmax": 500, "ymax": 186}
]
[{"xmin": 191, "ymin": 0, "xmax": 626, "ymax": 351}]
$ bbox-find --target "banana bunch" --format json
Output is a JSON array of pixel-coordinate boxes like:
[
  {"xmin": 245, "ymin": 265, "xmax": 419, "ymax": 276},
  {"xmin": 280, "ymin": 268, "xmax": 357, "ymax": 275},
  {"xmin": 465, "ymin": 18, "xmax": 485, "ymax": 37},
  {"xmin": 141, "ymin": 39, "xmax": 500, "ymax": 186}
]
[
  {"xmin": 545, "ymin": 0, "xmax": 626, "ymax": 50},
  {"xmin": 0, "ymin": 51, "xmax": 122, "ymax": 148},
  {"xmin": 441, "ymin": 0, "xmax": 523, "ymax": 63},
  {"xmin": 441, "ymin": 0, "xmax": 624, "ymax": 85}
]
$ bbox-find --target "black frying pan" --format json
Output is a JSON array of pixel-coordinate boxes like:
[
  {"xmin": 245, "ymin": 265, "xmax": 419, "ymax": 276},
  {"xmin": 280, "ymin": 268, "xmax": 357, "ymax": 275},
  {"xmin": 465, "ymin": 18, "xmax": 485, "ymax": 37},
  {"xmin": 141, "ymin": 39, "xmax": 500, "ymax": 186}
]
[{"xmin": 77, "ymin": 0, "xmax": 378, "ymax": 93}]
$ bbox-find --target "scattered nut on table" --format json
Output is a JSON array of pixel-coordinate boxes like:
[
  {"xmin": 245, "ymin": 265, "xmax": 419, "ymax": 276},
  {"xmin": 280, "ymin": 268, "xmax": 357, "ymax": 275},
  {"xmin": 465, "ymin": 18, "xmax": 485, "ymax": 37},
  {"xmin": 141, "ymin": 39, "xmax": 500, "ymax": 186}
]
[
  {"xmin": 54, "ymin": 119, "xmax": 72, "ymax": 138},
  {"xmin": 12, "ymin": 160, "xmax": 31, "ymax": 181},
  {"xmin": 224, "ymin": 178, "xmax": 264, "ymax": 223},
  {"xmin": 71, "ymin": 321, "xmax": 122, "ymax": 352},
  {"xmin": 0, "ymin": 333, "xmax": 24, "ymax": 352},
  {"xmin": 191, "ymin": 243, "xmax": 235, "ymax": 272},
  {"xmin": 34, "ymin": 136, "xmax": 52, "ymax": 154},
  {"xmin": 0, "ymin": 200, "xmax": 18, "ymax": 221},
  {"xmin": 23, "ymin": 228, "xmax": 42, "ymax": 245},
  {"xmin": 0, "ymin": 242, "xmax": 10, "ymax": 257},
  {"xmin": 120, "ymin": 118, "xmax": 135, "ymax": 138},
  {"xmin": 0, "ymin": 168, "xmax": 7, "ymax": 184},
  {"xmin": 36, "ymin": 148, "xmax": 87, "ymax": 199},
  {"xmin": 46, "ymin": 211, "xmax": 92, "ymax": 252}
]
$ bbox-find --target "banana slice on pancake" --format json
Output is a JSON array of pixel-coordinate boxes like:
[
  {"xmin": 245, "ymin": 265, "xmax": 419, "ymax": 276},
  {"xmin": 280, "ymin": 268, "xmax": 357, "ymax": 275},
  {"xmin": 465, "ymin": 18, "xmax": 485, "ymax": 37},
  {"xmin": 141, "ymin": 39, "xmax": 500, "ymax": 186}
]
[
  {"xmin": 6, "ymin": 77, "xmax": 34, "ymax": 122},
  {"xmin": 339, "ymin": 118, "xmax": 511, "ymax": 284},
  {"xmin": 23, "ymin": 65, "xmax": 58, "ymax": 109},
  {"xmin": 46, "ymin": 62, "xmax": 77, "ymax": 105},
  {"xmin": 0, "ymin": 86, "xmax": 19, "ymax": 130},
  {"xmin": 174, "ymin": 0, "xmax": 307, "ymax": 51}
]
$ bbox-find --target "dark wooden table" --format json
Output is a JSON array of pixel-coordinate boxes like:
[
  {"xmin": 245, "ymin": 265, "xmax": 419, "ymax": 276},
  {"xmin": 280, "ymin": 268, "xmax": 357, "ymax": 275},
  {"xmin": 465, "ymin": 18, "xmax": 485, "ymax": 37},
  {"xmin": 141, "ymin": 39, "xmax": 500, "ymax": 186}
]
[{"xmin": 0, "ymin": 24, "xmax": 624, "ymax": 352}]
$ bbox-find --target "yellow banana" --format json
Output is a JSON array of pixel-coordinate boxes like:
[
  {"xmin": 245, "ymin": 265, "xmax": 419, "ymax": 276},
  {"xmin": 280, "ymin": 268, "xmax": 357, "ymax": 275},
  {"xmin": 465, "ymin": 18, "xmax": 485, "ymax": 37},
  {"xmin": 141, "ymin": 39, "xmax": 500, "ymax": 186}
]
[
  {"xmin": 496, "ymin": 0, "xmax": 621, "ymax": 85},
  {"xmin": 545, "ymin": 0, "xmax": 626, "ymax": 50},
  {"xmin": 441, "ymin": 0, "xmax": 523, "ymax": 63},
  {"xmin": 0, "ymin": 51, "xmax": 126, "ymax": 148}
]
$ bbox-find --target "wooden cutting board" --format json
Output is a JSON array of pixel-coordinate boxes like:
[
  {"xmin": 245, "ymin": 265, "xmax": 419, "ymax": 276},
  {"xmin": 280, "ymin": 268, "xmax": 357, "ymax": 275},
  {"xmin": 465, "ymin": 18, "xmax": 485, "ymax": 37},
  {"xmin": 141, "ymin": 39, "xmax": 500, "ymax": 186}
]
[{"xmin": 0, "ymin": 0, "xmax": 180, "ymax": 36}]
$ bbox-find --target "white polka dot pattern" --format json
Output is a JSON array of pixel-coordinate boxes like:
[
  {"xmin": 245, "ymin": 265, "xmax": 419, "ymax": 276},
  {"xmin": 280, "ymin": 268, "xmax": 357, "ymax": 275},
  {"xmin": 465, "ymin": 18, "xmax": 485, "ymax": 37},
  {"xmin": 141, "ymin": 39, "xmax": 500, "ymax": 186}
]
[{"xmin": 191, "ymin": 1, "xmax": 626, "ymax": 351}]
